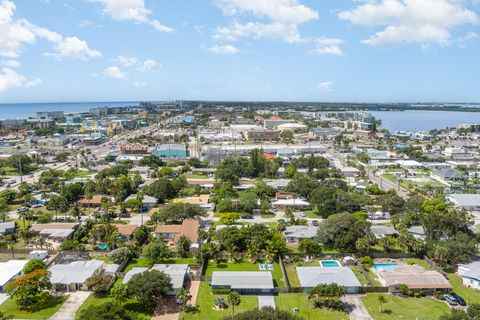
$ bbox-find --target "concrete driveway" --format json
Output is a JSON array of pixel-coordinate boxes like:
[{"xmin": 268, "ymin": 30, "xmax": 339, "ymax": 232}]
[
  {"xmin": 49, "ymin": 291, "xmax": 91, "ymax": 320},
  {"xmin": 0, "ymin": 293, "xmax": 8, "ymax": 305},
  {"xmin": 342, "ymin": 295, "xmax": 372, "ymax": 320},
  {"xmin": 258, "ymin": 295, "xmax": 275, "ymax": 309}
]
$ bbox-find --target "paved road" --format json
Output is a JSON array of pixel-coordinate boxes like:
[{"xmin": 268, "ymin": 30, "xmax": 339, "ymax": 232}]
[
  {"xmin": 368, "ymin": 172, "xmax": 409, "ymax": 198},
  {"xmin": 49, "ymin": 291, "xmax": 91, "ymax": 320},
  {"xmin": 342, "ymin": 295, "xmax": 372, "ymax": 320},
  {"xmin": 0, "ymin": 293, "xmax": 8, "ymax": 305}
]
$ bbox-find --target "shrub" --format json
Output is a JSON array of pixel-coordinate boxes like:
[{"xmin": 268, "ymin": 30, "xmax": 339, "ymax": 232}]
[
  {"xmin": 359, "ymin": 256, "xmax": 373, "ymax": 268},
  {"xmin": 109, "ymin": 247, "xmax": 132, "ymax": 264}
]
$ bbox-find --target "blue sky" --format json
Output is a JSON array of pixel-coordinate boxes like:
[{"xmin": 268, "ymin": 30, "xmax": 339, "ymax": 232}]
[{"xmin": 0, "ymin": 0, "xmax": 479, "ymax": 103}]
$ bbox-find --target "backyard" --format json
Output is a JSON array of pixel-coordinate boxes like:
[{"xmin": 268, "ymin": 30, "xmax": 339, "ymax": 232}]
[
  {"xmin": 124, "ymin": 257, "xmax": 197, "ymax": 273},
  {"xmin": 0, "ymin": 292, "xmax": 68, "ymax": 320},
  {"xmin": 361, "ymin": 293, "xmax": 450, "ymax": 320},
  {"xmin": 180, "ymin": 281, "xmax": 258, "ymax": 320}
]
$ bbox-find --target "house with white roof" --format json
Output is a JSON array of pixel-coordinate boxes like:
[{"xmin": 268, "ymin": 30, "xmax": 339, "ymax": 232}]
[
  {"xmin": 458, "ymin": 260, "xmax": 480, "ymax": 290},
  {"xmin": 272, "ymin": 198, "xmax": 310, "ymax": 209},
  {"xmin": 123, "ymin": 264, "xmax": 189, "ymax": 295},
  {"xmin": 0, "ymin": 222, "xmax": 16, "ymax": 236},
  {"xmin": 447, "ymin": 194, "xmax": 480, "ymax": 212},
  {"xmin": 296, "ymin": 266, "xmax": 362, "ymax": 294},
  {"xmin": 0, "ymin": 260, "xmax": 29, "ymax": 293},
  {"xmin": 49, "ymin": 259, "xmax": 104, "ymax": 291},
  {"xmin": 211, "ymin": 271, "xmax": 274, "ymax": 294},
  {"xmin": 284, "ymin": 226, "xmax": 318, "ymax": 243}
]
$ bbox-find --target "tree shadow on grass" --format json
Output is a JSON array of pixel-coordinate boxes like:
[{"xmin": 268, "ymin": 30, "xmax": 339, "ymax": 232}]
[
  {"xmin": 124, "ymin": 301, "xmax": 154, "ymax": 317},
  {"xmin": 20, "ymin": 293, "xmax": 66, "ymax": 312}
]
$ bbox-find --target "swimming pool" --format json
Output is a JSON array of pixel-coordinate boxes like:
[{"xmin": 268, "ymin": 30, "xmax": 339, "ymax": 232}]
[
  {"xmin": 321, "ymin": 260, "xmax": 341, "ymax": 267},
  {"xmin": 373, "ymin": 263, "xmax": 398, "ymax": 271},
  {"xmin": 98, "ymin": 243, "xmax": 109, "ymax": 250}
]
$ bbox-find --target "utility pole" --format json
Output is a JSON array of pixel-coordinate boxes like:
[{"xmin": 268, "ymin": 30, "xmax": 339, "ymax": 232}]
[{"xmin": 19, "ymin": 158, "xmax": 23, "ymax": 183}]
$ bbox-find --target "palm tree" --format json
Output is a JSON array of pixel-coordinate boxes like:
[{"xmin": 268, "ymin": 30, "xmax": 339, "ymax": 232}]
[
  {"xmin": 378, "ymin": 295, "xmax": 387, "ymax": 313},
  {"xmin": 0, "ymin": 310, "xmax": 12, "ymax": 320},
  {"xmin": 7, "ymin": 240, "xmax": 15, "ymax": 259},
  {"xmin": 433, "ymin": 246, "xmax": 449, "ymax": 265},
  {"xmin": 355, "ymin": 237, "xmax": 370, "ymax": 254},
  {"xmin": 70, "ymin": 205, "xmax": 82, "ymax": 221},
  {"xmin": 227, "ymin": 291, "xmax": 241, "ymax": 320}
]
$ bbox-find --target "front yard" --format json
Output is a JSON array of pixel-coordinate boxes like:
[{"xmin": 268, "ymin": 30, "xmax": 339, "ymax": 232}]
[
  {"xmin": 75, "ymin": 279, "xmax": 152, "ymax": 320},
  {"xmin": 0, "ymin": 292, "xmax": 68, "ymax": 319},
  {"xmin": 274, "ymin": 293, "xmax": 348, "ymax": 320},
  {"xmin": 180, "ymin": 281, "xmax": 258, "ymax": 320},
  {"xmin": 361, "ymin": 293, "xmax": 450, "ymax": 320}
]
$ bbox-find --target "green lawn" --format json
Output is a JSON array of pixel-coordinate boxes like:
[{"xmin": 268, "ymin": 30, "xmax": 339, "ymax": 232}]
[
  {"xmin": 75, "ymin": 171, "xmax": 95, "ymax": 177},
  {"xmin": 205, "ymin": 259, "xmax": 285, "ymax": 287},
  {"xmin": 180, "ymin": 281, "xmax": 258, "ymax": 320},
  {"xmin": 361, "ymin": 293, "xmax": 449, "ymax": 320},
  {"xmin": 448, "ymin": 274, "xmax": 480, "ymax": 304},
  {"xmin": 400, "ymin": 258, "xmax": 433, "ymax": 270},
  {"xmin": 275, "ymin": 293, "xmax": 348, "ymax": 320},
  {"xmin": 0, "ymin": 292, "xmax": 68, "ymax": 319},
  {"xmin": 75, "ymin": 280, "xmax": 152, "ymax": 320},
  {"xmin": 124, "ymin": 257, "xmax": 197, "ymax": 272}
]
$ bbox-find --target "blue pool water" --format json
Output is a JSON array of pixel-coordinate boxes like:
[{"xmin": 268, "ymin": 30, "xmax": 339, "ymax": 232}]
[
  {"xmin": 321, "ymin": 260, "xmax": 341, "ymax": 267},
  {"xmin": 98, "ymin": 243, "xmax": 109, "ymax": 250},
  {"xmin": 373, "ymin": 263, "xmax": 398, "ymax": 271}
]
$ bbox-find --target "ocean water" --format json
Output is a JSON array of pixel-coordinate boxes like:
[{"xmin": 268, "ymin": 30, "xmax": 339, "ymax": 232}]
[
  {"xmin": 371, "ymin": 110, "xmax": 480, "ymax": 132},
  {"xmin": 0, "ymin": 101, "xmax": 138, "ymax": 119}
]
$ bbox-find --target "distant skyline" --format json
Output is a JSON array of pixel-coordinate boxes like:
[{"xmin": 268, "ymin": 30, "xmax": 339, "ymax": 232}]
[{"xmin": 1, "ymin": 0, "xmax": 480, "ymax": 103}]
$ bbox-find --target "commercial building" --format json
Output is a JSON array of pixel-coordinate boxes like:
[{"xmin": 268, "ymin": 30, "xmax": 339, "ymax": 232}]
[
  {"xmin": 153, "ymin": 144, "xmax": 188, "ymax": 158},
  {"xmin": 244, "ymin": 130, "xmax": 280, "ymax": 142}
]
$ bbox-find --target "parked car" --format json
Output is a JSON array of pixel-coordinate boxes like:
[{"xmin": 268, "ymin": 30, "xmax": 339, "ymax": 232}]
[
  {"xmin": 311, "ymin": 220, "xmax": 319, "ymax": 226},
  {"xmin": 451, "ymin": 293, "xmax": 466, "ymax": 306},
  {"xmin": 444, "ymin": 294, "xmax": 458, "ymax": 306},
  {"xmin": 298, "ymin": 212, "xmax": 306, "ymax": 218}
]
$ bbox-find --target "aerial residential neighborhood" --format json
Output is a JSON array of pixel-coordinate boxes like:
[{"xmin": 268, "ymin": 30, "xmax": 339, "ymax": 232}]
[
  {"xmin": 0, "ymin": 102, "xmax": 480, "ymax": 320},
  {"xmin": 2, "ymin": 0, "xmax": 480, "ymax": 319}
]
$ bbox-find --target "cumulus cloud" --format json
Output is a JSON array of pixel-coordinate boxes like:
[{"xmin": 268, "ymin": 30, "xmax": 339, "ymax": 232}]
[
  {"xmin": 213, "ymin": 0, "xmax": 318, "ymax": 24},
  {"xmin": 90, "ymin": 0, "xmax": 173, "ymax": 32},
  {"xmin": 137, "ymin": 59, "xmax": 157, "ymax": 72},
  {"xmin": 104, "ymin": 66, "xmax": 127, "ymax": 80},
  {"xmin": 316, "ymin": 81, "xmax": 333, "ymax": 92},
  {"xmin": 0, "ymin": 0, "xmax": 101, "ymax": 60},
  {"xmin": 212, "ymin": 0, "xmax": 316, "ymax": 43},
  {"xmin": 0, "ymin": 67, "xmax": 41, "ymax": 92},
  {"xmin": 209, "ymin": 44, "xmax": 239, "ymax": 54},
  {"xmin": 308, "ymin": 38, "xmax": 345, "ymax": 56},
  {"xmin": 213, "ymin": 22, "xmax": 302, "ymax": 43},
  {"xmin": 112, "ymin": 55, "xmax": 138, "ymax": 67},
  {"xmin": 1, "ymin": 59, "xmax": 20, "ymax": 67},
  {"xmin": 45, "ymin": 36, "xmax": 102, "ymax": 60},
  {"xmin": 338, "ymin": 0, "xmax": 479, "ymax": 47}
]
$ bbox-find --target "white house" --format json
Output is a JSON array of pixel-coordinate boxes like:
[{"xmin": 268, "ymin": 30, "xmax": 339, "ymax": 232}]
[
  {"xmin": 272, "ymin": 198, "xmax": 310, "ymax": 209},
  {"xmin": 0, "ymin": 260, "xmax": 29, "ymax": 293},
  {"xmin": 284, "ymin": 226, "xmax": 318, "ymax": 243},
  {"xmin": 447, "ymin": 194, "xmax": 480, "ymax": 212},
  {"xmin": 49, "ymin": 260, "xmax": 104, "ymax": 291},
  {"xmin": 458, "ymin": 261, "xmax": 480, "ymax": 290}
]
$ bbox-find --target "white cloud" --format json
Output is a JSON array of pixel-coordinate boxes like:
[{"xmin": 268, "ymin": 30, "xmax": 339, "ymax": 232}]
[
  {"xmin": 79, "ymin": 20, "xmax": 92, "ymax": 28},
  {"xmin": 137, "ymin": 59, "xmax": 157, "ymax": 72},
  {"xmin": 209, "ymin": 44, "xmax": 239, "ymax": 54},
  {"xmin": 90, "ymin": 0, "xmax": 173, "ymax": 32},
  {"xmin": 45, "ymin": 36, "xmax": 102, "ymax": 60},
  {"xmin": 213, "ymin": 22, "xmax": 302, "ymax": 43},
  {"xmin": 112, "ymin": 55, "xmax": 138, "ymax": 67},
  {"xmin": 316, "ymin": 81, "xmax": 333, "ymax": 92},
  {"xmin": 457, "ymin": 31, "xmax": 479, "ymax": 47},
  {"xmin": 133, "ymin": 80, "xmax": 146, "ymax": 87},
  {"xmin": 308, "ymin": 38, "xmax": 345, "ymax": 56},
  {"xmin": 0, "ymin": 0, "xmax": 101, "ymax": 60},
  {"xmin": 339, "ymin": 0, "xmax": 479, "ymax": 47},
  {"xmin": 0, "ymin": 67, "xmax": 41, "ymax": 92},
  {"xmin": 104, "ymin": 66, "xmax": 127, "ymax": 80},
  {"xmin": 213, "ymin": 0, "xmax": 318, "ymax": 24},
  {"xmin": 1, "ymin": 59, "xmax": 20, "ymax": 67}
]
